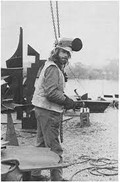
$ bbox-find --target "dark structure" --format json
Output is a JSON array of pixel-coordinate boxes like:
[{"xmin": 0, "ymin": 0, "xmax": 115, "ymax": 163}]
[
  {"xmin": 1, "ymin": 27, "xmax": 46, "ymax": 128},
  {"xmin": 6, "ymin": 27, "xmax": 23, "ymax": 68},
  {"xmin": 24, "ymin": 44, "xmax": 45, "ymax": 104},
  {"xmin": 1, "ymin": 27, "xmax": 23, "ymax": 119},
  {"xmin": 22, "ymin": 44, "xmax": 45, "ymax": 129},
  {"xmin": 1, "ymin": 27, "xmax": 23, "ymax": 103}
]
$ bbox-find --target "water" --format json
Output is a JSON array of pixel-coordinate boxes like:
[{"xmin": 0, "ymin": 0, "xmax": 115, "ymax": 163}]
[{"xmin": 64, "ymin": 79, "xmax": 119, "ymax": 99}]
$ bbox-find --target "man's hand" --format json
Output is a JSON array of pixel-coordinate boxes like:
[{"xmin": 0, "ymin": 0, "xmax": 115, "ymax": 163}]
[
  {"xmin": 63, "ymin": 95, "xmax": 76, "ymax": 110},
  {"xmin": 75, "ymin": 101, "xmax": 85, "ymax": 109}
]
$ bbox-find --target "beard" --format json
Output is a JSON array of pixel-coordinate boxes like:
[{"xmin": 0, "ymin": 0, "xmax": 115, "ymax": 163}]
[
  {"xmin": 54, "ymin": 57, "xmax": 67, "ymax": 71},
  {"xmin": 52, "ymin": 50, "xmax": 68, "ymax": 71}
]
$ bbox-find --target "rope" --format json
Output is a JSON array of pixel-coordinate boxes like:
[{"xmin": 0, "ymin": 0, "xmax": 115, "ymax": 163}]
[
  {"xmin": 68, "ymin": 64, "xmax": 87, "ymax": 93},
  {"xmin": 66, "ymin": 155, "xmax": 118, "ymax": 180},
  {"xmin": 50, "ymin": 1, "xmax": 58, "ymax": 42},
  {"xmin": 68, "ymin": 65, "xmax": 79, "ymax": 80},
  {"xmin": 90, "ymin": 166, "xmax": 118, "ymax": 176},
  {"xmin": 56, "ymin": 1, "xmax": 61, "ymax": 38}
]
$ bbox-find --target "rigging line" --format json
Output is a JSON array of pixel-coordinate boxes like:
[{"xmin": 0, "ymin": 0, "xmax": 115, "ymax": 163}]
[
  {"xmin": 50, "ymin": 1, "xmax": 58, "ymax": 42},
  {"xmin": 56, "ymin": 1, "xmax": 60, "ymax": 38},
  {"xmin": 68, "ymin": 64, "xmax": 87, "ymax": 92}
]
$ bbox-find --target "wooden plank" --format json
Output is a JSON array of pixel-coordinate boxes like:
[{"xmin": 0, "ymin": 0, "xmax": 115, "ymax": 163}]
[
  {"xmin": 1, "ymin": 146, "xmax": 68, "ymax": 171},
  {"xmin": 1, "ymin": 113, "xmax": 72, "ymax": 125},
  {"xmin": 1, "ymin": 120, "xmax": 21, "ymax": 124},
  {"xmin": 63, "ymin": 115, "xmax": 72, "ymax": 122},
  {"xmin": 64, "ymin": 110, "xmax": 80, "ymax": 117},
  {"xmin": 1, "ymin": 140, "xmax": 9, "ymax": 146},
  {"xmin": 19, "ymin": 129, "xmax": 36, "ymax": 133}
]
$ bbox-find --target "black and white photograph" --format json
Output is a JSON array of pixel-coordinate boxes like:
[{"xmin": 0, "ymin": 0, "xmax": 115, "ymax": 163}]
[{"xmin": 1, "ymin": 0, "xmax": 119, "ymax": 181}]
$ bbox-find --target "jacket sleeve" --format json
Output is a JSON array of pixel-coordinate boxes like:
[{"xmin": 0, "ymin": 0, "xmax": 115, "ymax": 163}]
[{"xmin": 43, "ymin": 65, "xmax": 66, "ymax": 105}]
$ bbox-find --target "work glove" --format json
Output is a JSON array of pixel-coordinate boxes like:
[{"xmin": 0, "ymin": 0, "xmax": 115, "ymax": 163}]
[
  {"xmin": 75, "ymin": 101, "xmax": 85, "ymax": 109},
  {"xmin": 63, "ymin": 95, "xmax": 76, "ymax": 110}
]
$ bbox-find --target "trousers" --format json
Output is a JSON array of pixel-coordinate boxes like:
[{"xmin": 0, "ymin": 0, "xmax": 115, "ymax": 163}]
[{"xmin": 34, "ymin": 107, "xmax": 63, "ymax": 181}]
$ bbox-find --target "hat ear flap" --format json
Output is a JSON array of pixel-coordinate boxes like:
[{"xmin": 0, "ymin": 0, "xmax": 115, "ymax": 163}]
[{"xmin": 72, "ymin": 38, "xmax": 83, "ymax": 51}]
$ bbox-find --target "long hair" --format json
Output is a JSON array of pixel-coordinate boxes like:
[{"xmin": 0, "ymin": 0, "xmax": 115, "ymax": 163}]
[
  {"xmin": 49, "ymin": 47, "xmax": 71, "ymax": 62},
  {"xmin": 49, "ymin": 48, "xmax": 59, "ymax": 62}
]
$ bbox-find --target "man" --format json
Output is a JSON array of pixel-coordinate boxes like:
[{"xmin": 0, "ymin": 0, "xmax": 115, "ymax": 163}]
[{"xmin": 32, "ymin": 37, "xmax": 82, "ymax": 181}]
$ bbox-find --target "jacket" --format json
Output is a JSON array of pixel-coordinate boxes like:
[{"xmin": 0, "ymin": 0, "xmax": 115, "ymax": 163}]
[{"xmin": 32, "ymin": 60, "xmax": 66, "ymax": 113}]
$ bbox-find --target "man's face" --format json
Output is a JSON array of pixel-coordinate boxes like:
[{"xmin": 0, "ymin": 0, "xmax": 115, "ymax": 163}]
[{"xmin": 58, "ymin": 49, "xmax": 70, "ymax": 66}]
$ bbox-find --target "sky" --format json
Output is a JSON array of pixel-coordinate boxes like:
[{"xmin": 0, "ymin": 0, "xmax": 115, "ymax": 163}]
[{"xmin": 1, "ymin": 0, "xmax": 119, "ymax": 68}]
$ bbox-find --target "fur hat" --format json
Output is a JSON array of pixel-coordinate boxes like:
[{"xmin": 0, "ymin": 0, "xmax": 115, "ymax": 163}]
[{"xmin": 55, "ymin": 37, "xmax": 83, "ymax": 53}]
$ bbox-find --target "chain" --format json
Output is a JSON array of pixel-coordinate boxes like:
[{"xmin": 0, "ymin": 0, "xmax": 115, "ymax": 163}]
[
  {"xmin": 50, "ymin": 1, "xmax": 60, "ymax": 42},
  {"xmin": 56, "ymin": 1, "xmax": 60, "ymax": 38}
]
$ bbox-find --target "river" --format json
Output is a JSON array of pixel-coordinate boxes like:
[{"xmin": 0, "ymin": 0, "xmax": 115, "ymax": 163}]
[{"xmin": 64, "ymin": 79, "xmax": 119, "ymax": 99}]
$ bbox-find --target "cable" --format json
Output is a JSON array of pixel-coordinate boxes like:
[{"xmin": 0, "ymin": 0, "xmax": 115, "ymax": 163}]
[
  {"xmin": 68, "ymin": 155, "xmax": 118, "ymax": 180},
  {"xmin": 50, "ymin": 1, "xmax": 61, "ymax": 42},
  {"xmin": 68, "ymin": 65, "xmax": 87, "ymax": 93},
  {"xmin": 90, "ymin": 166, "xmax": 118, "ymax": 176},
  {"xmin": 89, "ymin": 157, "xmax": 118, "ymax": 166},
  {"xmin": 50, "ymin": 1, "xmax": 58, "ymax": 42},
  {"xmin": 69, "ymin": 167, "xmax": 95, "ymax": 180},
  {"xmin": 56, "ymin": 1, "xmax": 60, "ymax": 38}
]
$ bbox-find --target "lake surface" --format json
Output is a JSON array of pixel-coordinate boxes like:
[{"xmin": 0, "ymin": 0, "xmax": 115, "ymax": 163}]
[{"xmin": 64, "ymin": 79, "xmax": 119, "ymax": 99}]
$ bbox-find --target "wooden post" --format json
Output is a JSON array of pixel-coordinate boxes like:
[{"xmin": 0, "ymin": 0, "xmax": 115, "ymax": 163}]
[
  {"xmin": 5, "ymin": 112, "xmax": 19, "ymax": 146},
  {"xmin": 80, "ymin": 107, "xmax": 90, "ymax": 127}
]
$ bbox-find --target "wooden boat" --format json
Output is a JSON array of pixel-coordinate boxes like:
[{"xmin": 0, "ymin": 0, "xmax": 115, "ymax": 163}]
[
  {"xmin": 79, "ymin": 100, "xmax": 111, "ymax": 113},
  {"xmin": 74, "ymin": 92, "xmax": 112, "ymax": 113},
  {"xmin": 74, "ymin": 98, "xmax": 111, "ymax": 113},
  {"xmin": 99, "ymin": 94, "xmax": 119, "ymax": 110},
  {"xmin": 100, "ymin": 94, "xmax": 119, "ymax": 101}
]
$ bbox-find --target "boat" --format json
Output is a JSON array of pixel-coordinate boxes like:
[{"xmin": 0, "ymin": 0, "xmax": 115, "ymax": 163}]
[
  {"xmin": 73, "ymin": 91, "xmax": 113, "ymax": 113},
  {"xmin": 75, "ymin": 98, "xmax": 112, "ymax": 113},
  {"xmin": 98, "ymin": 94, "xmax": 119, "ymax": 109},
  {"xmin": 99, "ymin": 94, "xmax": 119, "ymax": 101},
  {"xmin": 76, "ymin": 99, "xmax": 111, "ymax": 113}
]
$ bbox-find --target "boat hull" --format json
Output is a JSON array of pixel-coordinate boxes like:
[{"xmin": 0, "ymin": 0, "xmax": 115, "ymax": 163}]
[{"xmin": 81, "ymin": 100, "xmax": 111, "ymax": 113}]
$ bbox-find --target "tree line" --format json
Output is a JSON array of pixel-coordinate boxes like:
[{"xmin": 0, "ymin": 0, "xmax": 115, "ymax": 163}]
[{"xmin": 65, "ymin": 59, "xmax": 119, "ymax": 80}]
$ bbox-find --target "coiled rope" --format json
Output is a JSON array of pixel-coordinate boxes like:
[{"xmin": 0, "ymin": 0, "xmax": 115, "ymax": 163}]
[{"xmin": 66, "ymin": 155, "xmax": 118, "ymax": 180}]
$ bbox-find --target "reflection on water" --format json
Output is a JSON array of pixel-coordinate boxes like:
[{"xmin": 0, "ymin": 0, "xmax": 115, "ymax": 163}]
[{"xmin": 64, "ymin": 79, "xmax": 119, "ymax": 99}]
